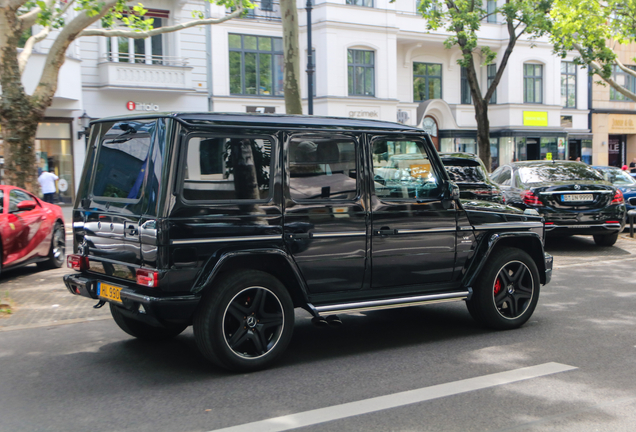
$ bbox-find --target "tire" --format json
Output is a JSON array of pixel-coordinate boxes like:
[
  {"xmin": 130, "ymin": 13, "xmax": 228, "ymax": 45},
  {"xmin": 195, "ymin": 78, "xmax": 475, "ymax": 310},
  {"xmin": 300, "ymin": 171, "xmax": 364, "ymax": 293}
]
[
  {"xmin": 466, "ymin": 247, "xmax": 540, "ymax": 330},
  {"xmin": 593, "ymin": 232, "xmax": 619, "ymax": 246},
  {"xmin": 193, "ymin": 270, "xmax": 294, "ymax": 372},
  {"xmin": 37, "ymin": 222, "xmax": 65, "ymax": 270},
  {"xmin": 110, "ymin": 303, "xmax": 187, "ymax": 341}
]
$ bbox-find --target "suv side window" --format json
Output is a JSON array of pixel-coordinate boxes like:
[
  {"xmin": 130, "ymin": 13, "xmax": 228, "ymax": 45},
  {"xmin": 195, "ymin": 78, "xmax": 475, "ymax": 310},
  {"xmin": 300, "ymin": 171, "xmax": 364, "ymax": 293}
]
[
  {"xmin": 182, "ymin": 136, "xmax": 272, "ymax": 201},
  {"xmin": 372, "ymin": 139, "xmax": 441, "ymax": 199},
  {"xmin": 288, "ymin": 137, "xmax": 357, "ymax": 201},
  {"xmin": 492, "ymin": 167, "xmax": 512, "ymax": 186}
]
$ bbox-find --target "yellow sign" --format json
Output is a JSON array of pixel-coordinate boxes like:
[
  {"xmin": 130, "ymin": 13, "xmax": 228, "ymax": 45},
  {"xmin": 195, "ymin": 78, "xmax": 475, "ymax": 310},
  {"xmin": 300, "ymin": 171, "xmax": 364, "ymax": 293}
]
[
  {"xmin": 523, "ymin": 111, "xmax": 548, "ymax": 127},
  {"xmin": 608, "ymin": 114, "xmax": 636, "ymax": 134},
  {"xmin": 410, "ymin": 164, "xmax": 430, "ymax": 178},
  {"xmin": 546, "ymin": 152, "xmax": 552, "ymax": 160}
]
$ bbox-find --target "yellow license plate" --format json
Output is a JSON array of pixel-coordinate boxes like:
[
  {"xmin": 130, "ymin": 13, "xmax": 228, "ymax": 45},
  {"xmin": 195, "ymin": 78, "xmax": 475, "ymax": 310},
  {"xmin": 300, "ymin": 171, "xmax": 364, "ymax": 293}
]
[{"xmin": 98, "ymin": 282, "xmax": 123, "ymax": 303}]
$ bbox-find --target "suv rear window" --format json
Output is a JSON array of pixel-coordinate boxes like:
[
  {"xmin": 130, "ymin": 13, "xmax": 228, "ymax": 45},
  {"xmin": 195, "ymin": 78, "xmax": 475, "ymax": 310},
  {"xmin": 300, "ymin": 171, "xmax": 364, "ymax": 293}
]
[
  {"xmin": 183, "ymin": 136, "xmax": 272, "ymax": 201},
  {"xmin": 519, "ymin": 164, "xmax": 604, "ymax": 183},
  {"xmin": 443, "ymin": 161, "xmax": 487, "ymax": 183},
  {"xmin": 92, "ymin": 120, "xmax": 155, "ymax": 200}
]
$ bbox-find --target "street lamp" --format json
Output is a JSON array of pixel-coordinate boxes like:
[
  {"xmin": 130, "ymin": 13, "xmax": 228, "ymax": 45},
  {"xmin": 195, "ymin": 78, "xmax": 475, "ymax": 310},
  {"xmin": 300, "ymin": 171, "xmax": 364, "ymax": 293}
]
[
  {"xmin": 306, "ymin": 0, "xmax": 314, "ymax": 115},
  {"xmin": 77, "ymin": 111, "xmax": 92, "ymax": 140}
]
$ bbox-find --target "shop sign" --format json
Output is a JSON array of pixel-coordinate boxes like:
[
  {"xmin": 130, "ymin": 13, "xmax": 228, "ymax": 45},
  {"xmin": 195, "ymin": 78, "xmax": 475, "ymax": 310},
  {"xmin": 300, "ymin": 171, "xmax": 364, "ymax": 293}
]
[
  {"xmin": 349, "ymin": 110, "xmax": 379, "ymax": 119},
  {"xmin": 126, "ymin": 101, "xmax": 159, "ymax": 112},
  {"xmin": 546, "ymin": 152, "xmax": 553, "ymax": 160},
  {"xmin": 523, "ymin": 111, "xmax": 548, "ymax": 127},
  {"xmin": 58, "ymin": 179, "xmax": 68, "ymax": 192},
  {"xmin": 608, "ymin": 114, "xmax": 636, "ymax": 133},
  {"xmin": 557, "ymin": 137, "xmax": 566, "ymax": 150}
]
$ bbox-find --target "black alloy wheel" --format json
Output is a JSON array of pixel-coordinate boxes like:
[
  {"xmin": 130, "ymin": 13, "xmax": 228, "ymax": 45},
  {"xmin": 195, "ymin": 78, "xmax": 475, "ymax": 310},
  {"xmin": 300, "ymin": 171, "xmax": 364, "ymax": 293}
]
[
  {"xmin": 194, "ymin": 270, "xmax": 294, "ymax": 372},
  {"xmin": 37, "ymin": 222, "xmax": 66, "ymax": 269},
  {"xmin": 467, "ymin": 247, "xmax": 540, "ymax": 330}
]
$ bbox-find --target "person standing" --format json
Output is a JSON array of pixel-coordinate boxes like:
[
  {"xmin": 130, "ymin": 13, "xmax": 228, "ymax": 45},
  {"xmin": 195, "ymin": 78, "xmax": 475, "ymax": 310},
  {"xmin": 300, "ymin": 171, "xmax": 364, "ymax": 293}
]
[
  {"xmin": 630, "ymin": 158, "xmax": 636, "ymax": 173},
  {"xmin": 38, "ymin": 169, "xmax": 58, "ymax": 203}
]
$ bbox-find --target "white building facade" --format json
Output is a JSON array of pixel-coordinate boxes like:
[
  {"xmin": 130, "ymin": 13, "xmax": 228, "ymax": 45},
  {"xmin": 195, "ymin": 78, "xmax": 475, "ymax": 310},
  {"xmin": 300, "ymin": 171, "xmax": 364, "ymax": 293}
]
[{"xmin": 2, "ymin": 0, "xmax": 597, "ymax": 200}]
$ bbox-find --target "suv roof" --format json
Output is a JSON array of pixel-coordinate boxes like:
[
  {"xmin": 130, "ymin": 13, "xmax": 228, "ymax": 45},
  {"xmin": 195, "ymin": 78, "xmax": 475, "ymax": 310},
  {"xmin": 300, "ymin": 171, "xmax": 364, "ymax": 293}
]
[{"xmin": 91, "ymin": 112, "xmax": 423, "ymax": 132}]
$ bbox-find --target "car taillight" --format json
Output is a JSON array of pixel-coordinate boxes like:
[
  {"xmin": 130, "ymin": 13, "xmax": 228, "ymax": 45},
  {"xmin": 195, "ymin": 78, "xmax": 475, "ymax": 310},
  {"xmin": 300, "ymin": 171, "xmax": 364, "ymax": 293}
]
[
  {"xmin": 474, "ymin": 189, "xmax": 494, "ymax": 195},
  {"xmin": 136, "ymin": 269, "xmax": 159, "ymax": 287},
  {"xmin": 522, "ymin": 190, "xmax": 544, "ymax": 206},
  {"xmin": 611, "ymin": 189, "xmax": 624, "ymax": 204},
  {"xmin": 67, "ymin": 254, "xmax": 88, "ymax": 271}
]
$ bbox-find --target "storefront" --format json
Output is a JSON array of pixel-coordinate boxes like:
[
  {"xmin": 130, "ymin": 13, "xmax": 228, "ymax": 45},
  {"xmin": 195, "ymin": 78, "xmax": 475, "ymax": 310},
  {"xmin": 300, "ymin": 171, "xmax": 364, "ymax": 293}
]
[{"xmin": 0, "ymin": 119, "xmax": 75, "ymax": 204}]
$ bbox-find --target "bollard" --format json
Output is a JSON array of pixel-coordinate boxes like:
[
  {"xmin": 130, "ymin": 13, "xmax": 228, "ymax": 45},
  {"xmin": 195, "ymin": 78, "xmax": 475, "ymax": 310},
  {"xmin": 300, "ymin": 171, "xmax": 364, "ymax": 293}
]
[{"xmin": 629, "ymin": 210, "xmax": 636, "ymax": 238}]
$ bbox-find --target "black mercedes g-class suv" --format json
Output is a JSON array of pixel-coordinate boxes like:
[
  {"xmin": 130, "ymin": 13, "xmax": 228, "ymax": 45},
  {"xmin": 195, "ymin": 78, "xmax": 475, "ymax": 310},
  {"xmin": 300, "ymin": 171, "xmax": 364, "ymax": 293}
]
[{"xmin": 64, "ymin": 113, "xmax": 552, "ymax": 372}]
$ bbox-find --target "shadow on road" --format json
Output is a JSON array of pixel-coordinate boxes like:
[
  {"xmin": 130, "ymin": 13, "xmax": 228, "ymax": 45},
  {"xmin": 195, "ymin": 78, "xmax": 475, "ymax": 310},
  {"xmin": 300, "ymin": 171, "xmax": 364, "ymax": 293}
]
[{"xmin": 544, "ymin": 235, "xmax": 631, "ymax": 257}]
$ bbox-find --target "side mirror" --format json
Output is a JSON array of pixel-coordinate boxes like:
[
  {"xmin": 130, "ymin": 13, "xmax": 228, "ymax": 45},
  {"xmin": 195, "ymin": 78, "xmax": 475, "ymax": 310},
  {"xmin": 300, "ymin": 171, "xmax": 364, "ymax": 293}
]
[
  {"xmin": 17, "ymin": 200, "xmax": 37, "ymax": 211},
  {"xmin": 442, "ymin": 181, "xmax": 460, "ymax": 209}
]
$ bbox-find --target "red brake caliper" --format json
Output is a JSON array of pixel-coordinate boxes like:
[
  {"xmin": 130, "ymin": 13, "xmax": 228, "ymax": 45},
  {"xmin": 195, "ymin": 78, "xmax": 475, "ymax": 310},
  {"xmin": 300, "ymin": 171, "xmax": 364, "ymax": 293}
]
[{"xmin": 493, "ymin": 277, "xmax": 503, "ymax": 295}]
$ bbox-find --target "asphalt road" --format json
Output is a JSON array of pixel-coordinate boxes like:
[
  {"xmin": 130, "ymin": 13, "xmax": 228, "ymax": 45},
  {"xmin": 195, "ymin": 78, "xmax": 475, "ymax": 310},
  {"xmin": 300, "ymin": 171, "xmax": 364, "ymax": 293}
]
[{"xmin": 2, "ymin": 237, "xmax": 636, "ymax": 431}]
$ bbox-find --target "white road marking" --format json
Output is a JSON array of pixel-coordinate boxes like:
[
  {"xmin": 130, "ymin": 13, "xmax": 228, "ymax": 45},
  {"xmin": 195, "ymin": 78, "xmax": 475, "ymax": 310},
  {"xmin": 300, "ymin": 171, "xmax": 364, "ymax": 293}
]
[{"xmin": 210, "ymin": 362, "xmax": 577, "ymax": 432}]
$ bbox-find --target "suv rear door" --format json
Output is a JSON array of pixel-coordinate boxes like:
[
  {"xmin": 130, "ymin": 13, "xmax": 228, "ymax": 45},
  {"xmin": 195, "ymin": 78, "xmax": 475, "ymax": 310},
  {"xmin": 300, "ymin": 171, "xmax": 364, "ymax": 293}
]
[{"xmin": 79, "ymin": 119, "xmax": 158, "ymax": 281}]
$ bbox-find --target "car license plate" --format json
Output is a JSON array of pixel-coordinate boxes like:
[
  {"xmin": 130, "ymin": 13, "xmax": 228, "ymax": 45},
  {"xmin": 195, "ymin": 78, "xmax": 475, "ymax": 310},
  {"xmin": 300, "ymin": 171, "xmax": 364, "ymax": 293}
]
[
  {"xmin": 562, "ymin": 194, "xmax": 593, "ymax": 202},
  {"xmin": 98, "ymin": 282, "xmax": 123, "ymax": 303}
]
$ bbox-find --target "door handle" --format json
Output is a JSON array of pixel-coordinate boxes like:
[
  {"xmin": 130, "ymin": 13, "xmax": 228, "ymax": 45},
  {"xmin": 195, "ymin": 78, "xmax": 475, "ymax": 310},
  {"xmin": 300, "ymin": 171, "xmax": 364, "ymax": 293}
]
[{"xmin": 374, "ymin": 227, "xmax": 397, "ymax": 236}]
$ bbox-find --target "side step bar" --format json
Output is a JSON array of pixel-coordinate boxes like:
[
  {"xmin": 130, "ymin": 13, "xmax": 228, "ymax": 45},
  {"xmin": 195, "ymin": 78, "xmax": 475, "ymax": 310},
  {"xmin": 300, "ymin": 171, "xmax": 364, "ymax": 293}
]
[{"xmin": 309, "ymin": 290, "xmax": 472, "ymax": 317}]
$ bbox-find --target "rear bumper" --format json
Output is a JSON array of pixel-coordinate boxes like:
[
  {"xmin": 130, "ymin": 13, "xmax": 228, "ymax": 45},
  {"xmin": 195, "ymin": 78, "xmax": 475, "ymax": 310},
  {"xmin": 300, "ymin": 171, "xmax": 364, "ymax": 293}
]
[
  {"xmin": 544, "ymin": 221, "xmax": 623, "ymax": 235},
  {"xmin": 63, "ymin": 273, "xmax": 200, "ymax": 326}
]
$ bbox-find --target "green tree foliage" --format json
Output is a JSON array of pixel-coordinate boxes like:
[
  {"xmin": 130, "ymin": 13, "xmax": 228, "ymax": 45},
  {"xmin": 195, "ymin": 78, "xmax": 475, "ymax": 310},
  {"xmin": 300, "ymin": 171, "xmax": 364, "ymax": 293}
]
[
  {"xmin": 0, "ymin": 0, "xmax": 250, "ymax": 190},
  {"xmin": 415, "ymin": 0, "xmax": 551, "ymax": 170},
  {"xmin": 550, "ymin": 0, "xmax": 636, "ymax": 101}
]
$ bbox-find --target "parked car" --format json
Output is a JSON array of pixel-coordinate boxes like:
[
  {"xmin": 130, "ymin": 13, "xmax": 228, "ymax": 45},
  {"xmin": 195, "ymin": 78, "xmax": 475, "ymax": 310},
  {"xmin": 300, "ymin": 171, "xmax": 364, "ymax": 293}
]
[
  {"xmin": 64, "ymin": 113, "xmax": 553, "ymax": 372},
  {"xmin": 490, "ymin": 161, "xmax": 625, "ymax": 246},
  {"xmin": 0, "ymin": 185, "xmax": 65, "ymax": 276},
  {"xmin": 439, "ymin": 152, "xmax": 504, "ymax": 203},
  {"xmin": 593, "ymin": 165, "xmax": 636, "ymax": 215}
]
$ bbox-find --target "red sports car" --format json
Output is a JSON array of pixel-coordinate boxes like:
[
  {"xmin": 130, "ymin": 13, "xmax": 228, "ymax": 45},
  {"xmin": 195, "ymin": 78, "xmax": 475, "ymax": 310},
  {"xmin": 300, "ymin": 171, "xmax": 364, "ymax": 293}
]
[{"xmin": 0, "ymin": 185, "xmax": 65, "ymax": 276}]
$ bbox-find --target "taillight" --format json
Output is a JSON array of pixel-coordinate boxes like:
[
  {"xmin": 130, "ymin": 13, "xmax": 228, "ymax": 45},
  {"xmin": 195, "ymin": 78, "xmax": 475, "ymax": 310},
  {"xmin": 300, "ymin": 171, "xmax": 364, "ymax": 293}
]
[
  {"xmin": 67, "ymin": 254, "xmax": 88, "ymax": 271},
  {"xmin": 611, "ymin": 189, "xmax": 624, "ymax": 204},
  {"xmin": 136, "ymin": 269, "xmax": 159, "ymax": 287},
  {"xmin": 522, "ymin": 190, "xmax": 544, "ymax": 206}
]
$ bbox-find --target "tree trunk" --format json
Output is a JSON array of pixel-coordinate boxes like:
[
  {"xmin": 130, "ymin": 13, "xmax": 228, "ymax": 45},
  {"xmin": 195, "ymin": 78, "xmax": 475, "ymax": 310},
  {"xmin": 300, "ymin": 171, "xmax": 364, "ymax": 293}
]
[
  {"xmin": 0, "ymin": 7, "xmax": 41, "ymax": 191},
  {"xmin": 280, "ymin": 0, "xmax": 303, "ymax": 114},
  {"xmin": 474, "ymin": 100, "xmax": 491, "ymax": 171}
]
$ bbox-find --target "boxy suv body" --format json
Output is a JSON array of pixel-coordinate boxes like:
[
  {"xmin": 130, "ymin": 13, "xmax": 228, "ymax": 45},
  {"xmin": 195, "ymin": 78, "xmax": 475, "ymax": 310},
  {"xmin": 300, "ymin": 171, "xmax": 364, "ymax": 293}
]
[{"xmin": 64, "ymin": 113, "xmax": 552, "ymax": 371}]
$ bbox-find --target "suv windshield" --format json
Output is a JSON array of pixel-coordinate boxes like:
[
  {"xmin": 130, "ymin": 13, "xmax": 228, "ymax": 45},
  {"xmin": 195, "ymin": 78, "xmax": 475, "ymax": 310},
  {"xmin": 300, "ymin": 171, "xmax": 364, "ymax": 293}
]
[
  {"xmin": 92, "ymin": 120, "xmax": 156, "ymax": 200},
  {"xmin": 518, "ymin": 164, "xmax": 604, "ymax": 184},
  {"xmin": 600, "ymin": 168, "xmax": 636, "ymax": 186}
]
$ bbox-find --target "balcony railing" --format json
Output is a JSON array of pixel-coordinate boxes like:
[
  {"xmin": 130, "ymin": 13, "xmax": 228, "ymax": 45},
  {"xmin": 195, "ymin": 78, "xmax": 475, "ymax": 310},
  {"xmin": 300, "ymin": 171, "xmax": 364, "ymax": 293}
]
[
  {"xmin": 97, "ymin": 55, "xmax": 193, "ymax": 90},
  {"xmin": 229, "ymin": 0, "xmax": 281, "ymax": 21}
]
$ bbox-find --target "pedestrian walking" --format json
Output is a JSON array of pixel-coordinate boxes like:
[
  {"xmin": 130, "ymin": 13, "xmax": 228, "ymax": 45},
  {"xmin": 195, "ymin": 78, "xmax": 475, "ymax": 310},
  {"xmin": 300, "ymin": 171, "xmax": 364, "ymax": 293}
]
[
  {"xmin": 630, "ymin": 158, "xmax": 636, "ymax": 173},
  {"xmin": 38, "ymin": 169, "xmax": 58, "ymax": 203}
]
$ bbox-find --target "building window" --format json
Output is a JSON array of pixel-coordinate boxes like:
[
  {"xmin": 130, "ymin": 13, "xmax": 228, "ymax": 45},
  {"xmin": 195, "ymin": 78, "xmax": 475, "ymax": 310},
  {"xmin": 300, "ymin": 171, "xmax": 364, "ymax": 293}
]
[
  {"xmin": 413, "ymin": 62, "xmax": 442, "ymax": 102},
  {"xmin": 610, "ymin": 65, "xmax": 636, "ymax": 101},
  {"xmin": 524, "ymin": 63, "xmax": 543, "ymax": 104},
  {"xmin": 486, "ymin": 0, "xmax": 496, "ymax": 23},
  {"xmin": 229, "ymin": 34, "xmax": 284, "ymax": 96},
  {"xmin": 487, "ymin": 63, "xmax": 497, "ymax": 104},
  {"xmin": 561, "ymin": 62, "xmax": 577, "ymax": 108},
  {"xmin": 461, "ymin": 67, "xmax": 471, "ymax": 104},
  {"xmin": 348, "ymin": 49, "xmax": 375, "ymax": 97},
  {"xmin": 106, "ymin": 9, "xmax": 169, "ymax": 64},
  {"xmin": 346, "ymin": 0, "xmax": 373, "ymax": 6}
]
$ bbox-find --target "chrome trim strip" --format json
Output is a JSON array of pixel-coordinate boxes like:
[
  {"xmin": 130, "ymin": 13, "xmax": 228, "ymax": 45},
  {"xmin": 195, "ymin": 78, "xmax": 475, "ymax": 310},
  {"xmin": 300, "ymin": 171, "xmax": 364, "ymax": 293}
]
[
  {"xmin": 312, "ymin": 232, "xmax": 366, "ymax": 238},
  {"xmin": 473, "ymin": 222, "xmax": 544, "ymax": 230},
  {"xmin": 539, "ymin": 190, "xmax": 613, "ymax": 195},
  {"xmin": 545, "ymin": 224, "xmax": 621, "ymax": 229},
  {"xmin": 171, "ymin": 235, "xmax": 283, "ymax": 245},
  {"xmin": 73, "ymin": 222, "xmax": 84, "ymax": 228},
  {"xmin": 396, "ymin": 227, "xmax": 457, "ymax": 234},
  {"xmin": 459, "ymin": 226, "xmax": 473, "ymax": 231},
  {"xmin": 313, "ymin": 291, "xmax": 470, "ymax": 315}
]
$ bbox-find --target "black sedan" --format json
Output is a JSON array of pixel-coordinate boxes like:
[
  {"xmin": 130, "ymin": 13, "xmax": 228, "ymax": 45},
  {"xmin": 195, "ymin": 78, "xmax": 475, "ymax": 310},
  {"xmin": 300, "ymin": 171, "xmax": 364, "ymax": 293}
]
[
  {"xmin": 490, "ymin": 161, "xmax": 626, "ymax": 246},
  {"xmin": 439, "ymin": 152, "xmax": 504, "ymax": 203}
]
